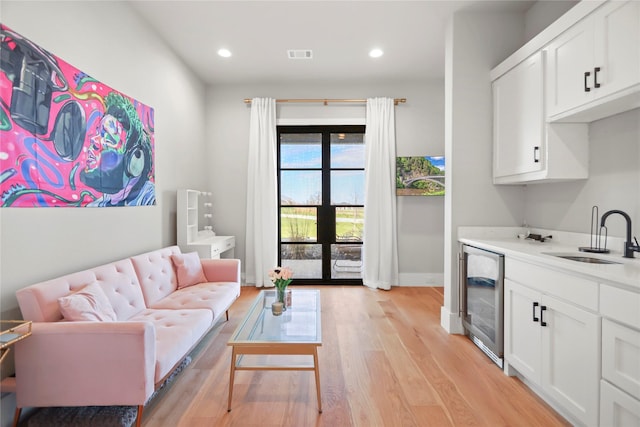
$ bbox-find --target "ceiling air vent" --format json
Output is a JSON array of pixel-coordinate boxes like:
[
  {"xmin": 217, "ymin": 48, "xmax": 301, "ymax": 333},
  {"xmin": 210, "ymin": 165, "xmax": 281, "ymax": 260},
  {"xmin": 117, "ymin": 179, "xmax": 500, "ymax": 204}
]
[{"xmin": 287, "ymin": 49, "xmax": 313, "ymax": 60}]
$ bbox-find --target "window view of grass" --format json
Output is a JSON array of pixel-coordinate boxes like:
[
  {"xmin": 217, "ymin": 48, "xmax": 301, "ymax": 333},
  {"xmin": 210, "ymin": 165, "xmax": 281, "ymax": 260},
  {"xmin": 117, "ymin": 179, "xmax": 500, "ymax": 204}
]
[
  {"xmin": 281, "ymin": 207, "xmax": 317, "ymax": 241},
  {"xmin": 280, "ymin": 207, "xmax": 363, "ymax": 241},
  {"xmin": 278, "ymin": 127, "xmax": 364, "ymax": 281}
]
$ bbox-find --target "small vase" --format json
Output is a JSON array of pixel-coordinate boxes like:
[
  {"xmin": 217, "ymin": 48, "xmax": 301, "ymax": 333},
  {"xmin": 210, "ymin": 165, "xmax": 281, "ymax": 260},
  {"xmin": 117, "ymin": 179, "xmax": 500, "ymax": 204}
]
[{"xmin": 277, "ymin": 287, "xmax": 288, "ymax": 311}]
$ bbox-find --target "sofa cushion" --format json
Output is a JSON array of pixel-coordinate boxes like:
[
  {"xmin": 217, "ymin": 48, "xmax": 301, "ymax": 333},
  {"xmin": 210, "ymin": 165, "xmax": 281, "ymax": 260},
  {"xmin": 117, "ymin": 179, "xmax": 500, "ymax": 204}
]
[
  {"xmin": 16, "ymin": 259, "xmax": 146, "ymax": 322},
  {"xmin": 128, "ymin": 308, "xmax": 212, "ymax": 383},
  {"xmin": 58, "ymin": 282, "xmax": 117, "ymax": 321},
  {"xmin": 171, "ymin": 252, "xmax": 207, "ymax": 289},
  {"xmin": 149, "ymin": 281, "xmax": 241, "ymax": 322},
  {"xmin": 131, "ymin": 246, "xmax": 181, "ymax": 307}
]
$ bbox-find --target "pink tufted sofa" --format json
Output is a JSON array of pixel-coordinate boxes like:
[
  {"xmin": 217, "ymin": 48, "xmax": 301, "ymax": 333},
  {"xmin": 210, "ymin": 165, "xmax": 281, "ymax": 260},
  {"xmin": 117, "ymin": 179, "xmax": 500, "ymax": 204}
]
[{"xmin": 12, "ymin": 246, "xmax": 241, "ymax": 427}]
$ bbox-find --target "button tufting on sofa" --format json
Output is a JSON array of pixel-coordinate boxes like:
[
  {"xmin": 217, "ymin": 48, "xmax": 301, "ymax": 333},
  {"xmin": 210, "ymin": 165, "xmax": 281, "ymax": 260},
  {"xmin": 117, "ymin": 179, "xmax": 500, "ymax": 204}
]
[{"xmin": 14, "ymin": 245, "xmax": 241, "ymax": 427}]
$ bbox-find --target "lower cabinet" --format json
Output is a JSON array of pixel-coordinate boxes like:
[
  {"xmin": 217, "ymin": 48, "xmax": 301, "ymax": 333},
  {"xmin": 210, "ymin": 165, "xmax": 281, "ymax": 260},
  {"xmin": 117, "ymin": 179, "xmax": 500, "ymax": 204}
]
[
  {"xmin": 600, "ymin": 380, "xmax": 640, "ymax": 427},
  {"xmin": 505, "ymin": 279, "xmax": 542, "ymax": 382},
  {"xmin": 600, "ymin": 292, "xmax": 640, "ymax": 427},
  {"xmin": 505, "ymin": 276, "xmax": 599, "ymax": 426},
  {"xmin": 541, "ymin": 294, "xmax": 599, "ymax": 425}
]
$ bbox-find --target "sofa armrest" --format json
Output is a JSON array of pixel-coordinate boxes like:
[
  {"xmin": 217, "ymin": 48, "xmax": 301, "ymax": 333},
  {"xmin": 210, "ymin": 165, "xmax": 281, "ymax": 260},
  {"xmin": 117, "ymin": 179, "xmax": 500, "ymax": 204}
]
[
  {"xmin": 201, "ymin": 258, "xmax": 241, "ymax": 284},
  {"xmin": 15, "ymin": 321, "xmax": 156, "ymax": 408}
]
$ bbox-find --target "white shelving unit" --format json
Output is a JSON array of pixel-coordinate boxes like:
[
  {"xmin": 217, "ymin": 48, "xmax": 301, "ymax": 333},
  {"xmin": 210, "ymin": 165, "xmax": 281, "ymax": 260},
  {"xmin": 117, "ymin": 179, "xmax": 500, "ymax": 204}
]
[{"xmin": 177, "ymin": 189, "xmax": 235, "ymax": 259}]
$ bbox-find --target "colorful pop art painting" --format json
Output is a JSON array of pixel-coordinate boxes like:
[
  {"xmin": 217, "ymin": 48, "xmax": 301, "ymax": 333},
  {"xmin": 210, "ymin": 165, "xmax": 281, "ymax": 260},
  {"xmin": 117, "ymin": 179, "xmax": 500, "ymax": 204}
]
[{"xmin": 0, "ymin": 24, "xmax": 155, "ymax": 207}]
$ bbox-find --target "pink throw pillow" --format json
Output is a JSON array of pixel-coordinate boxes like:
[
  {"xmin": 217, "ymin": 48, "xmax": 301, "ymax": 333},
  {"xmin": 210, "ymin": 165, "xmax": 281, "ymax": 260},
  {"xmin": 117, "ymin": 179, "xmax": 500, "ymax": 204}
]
[
  {"xmin": 172, "ymin": 252, "xmax": 207, "ymax": 289},
  {"xmin": 58, "ymin": 282, "xmax": 117, "ymax": 321}
]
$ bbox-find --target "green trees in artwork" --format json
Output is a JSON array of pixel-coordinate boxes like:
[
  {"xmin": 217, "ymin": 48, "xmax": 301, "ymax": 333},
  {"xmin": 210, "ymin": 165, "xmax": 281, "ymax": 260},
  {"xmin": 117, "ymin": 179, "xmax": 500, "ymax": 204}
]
[{"xmin": 396, "ymin": 156, "xmax": 445, "ymax": 195}]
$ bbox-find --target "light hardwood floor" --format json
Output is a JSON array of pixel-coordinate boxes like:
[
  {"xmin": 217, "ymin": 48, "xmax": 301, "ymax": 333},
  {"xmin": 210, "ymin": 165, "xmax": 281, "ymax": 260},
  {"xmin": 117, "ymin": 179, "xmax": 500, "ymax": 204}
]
[{"xmin": 142, "ymin": 286, "xmax": 570, "ymax": 427}]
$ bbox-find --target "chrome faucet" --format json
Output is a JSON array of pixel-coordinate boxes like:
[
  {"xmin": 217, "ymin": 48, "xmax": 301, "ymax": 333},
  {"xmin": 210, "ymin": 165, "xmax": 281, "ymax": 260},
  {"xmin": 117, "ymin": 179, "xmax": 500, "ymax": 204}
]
[{"xmin": 600, "ymin": 210, "xmax": 640, "ymax": 258}]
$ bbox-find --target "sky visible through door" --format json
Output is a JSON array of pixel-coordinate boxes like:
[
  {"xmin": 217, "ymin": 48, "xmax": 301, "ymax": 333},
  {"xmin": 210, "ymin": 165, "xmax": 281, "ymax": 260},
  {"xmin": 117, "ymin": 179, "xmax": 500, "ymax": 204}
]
[{"xmin": 278, "ymin": 127, "xmax": 364, "ymax": 283}]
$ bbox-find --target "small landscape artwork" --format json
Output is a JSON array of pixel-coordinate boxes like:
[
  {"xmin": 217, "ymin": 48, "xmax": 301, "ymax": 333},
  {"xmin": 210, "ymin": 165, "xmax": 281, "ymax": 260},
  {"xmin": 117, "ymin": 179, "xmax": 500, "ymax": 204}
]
[{"xmin": 396, "ymin": 156, "xmax": 445, "ymax": 196}]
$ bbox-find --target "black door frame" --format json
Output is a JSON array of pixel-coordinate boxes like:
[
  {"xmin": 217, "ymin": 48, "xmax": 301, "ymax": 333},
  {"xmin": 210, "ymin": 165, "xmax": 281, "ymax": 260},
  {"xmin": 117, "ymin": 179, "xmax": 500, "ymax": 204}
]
[{"xmin": 277, "ymin": 125, "xmax": 364, "ymax": 285}]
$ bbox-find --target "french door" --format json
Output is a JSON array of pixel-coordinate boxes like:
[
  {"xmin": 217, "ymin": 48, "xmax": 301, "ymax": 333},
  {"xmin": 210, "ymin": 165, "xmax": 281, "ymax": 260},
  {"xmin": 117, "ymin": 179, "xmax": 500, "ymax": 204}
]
[{"xmin": 277, "ymin": 125, "xmax": 364, "ymax": 284}]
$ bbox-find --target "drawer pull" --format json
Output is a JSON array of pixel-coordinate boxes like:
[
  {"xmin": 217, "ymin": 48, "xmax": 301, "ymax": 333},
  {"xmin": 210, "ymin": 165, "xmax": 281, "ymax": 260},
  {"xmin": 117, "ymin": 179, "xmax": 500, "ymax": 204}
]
[
  {"xmin": 584, "ymin": 71, "xmax": 591, "ymax": 92},
  {"xmin": 540, "ymin": 305, "xmax": 547, "ymax": 327},
  {"xmin": 532, "ymin": 302, "xmax": 539, "ymax": 322}
]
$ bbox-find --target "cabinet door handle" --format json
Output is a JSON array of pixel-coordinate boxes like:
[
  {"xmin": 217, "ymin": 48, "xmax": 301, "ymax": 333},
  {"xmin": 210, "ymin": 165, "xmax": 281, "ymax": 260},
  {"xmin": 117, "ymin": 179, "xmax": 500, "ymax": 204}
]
[
  {"xmin": 532, "ymin": 302, "xmax": 539, "ymax": 322},
  {"xmin": 540, "ymin": 305, "xmax": 547, "ymax": 327},
  {"xmin": 533, "ymin": 146, "xmax": 540, "ymax": 163},
  {"xmin": 584, "ymin": 71, "xmax": 591, "ymax": 92},
  {"xmin": 594, "ymin": 67, "xmax": 601, "ymax": 88}
]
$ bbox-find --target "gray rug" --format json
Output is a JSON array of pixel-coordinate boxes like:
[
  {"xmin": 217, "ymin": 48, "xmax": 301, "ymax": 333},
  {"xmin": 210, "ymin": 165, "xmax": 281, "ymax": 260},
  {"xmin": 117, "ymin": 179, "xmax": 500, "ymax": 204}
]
[{"xmin": 25, "ymin": 356, "xmax": 192, "ymax": 427}]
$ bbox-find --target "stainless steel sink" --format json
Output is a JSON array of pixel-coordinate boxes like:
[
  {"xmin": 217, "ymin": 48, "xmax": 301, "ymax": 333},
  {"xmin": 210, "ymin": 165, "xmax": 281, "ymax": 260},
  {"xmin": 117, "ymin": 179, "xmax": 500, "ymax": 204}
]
[{"xmin": 543, "ymin": 253, "xmax": 621, "ymax": 264}]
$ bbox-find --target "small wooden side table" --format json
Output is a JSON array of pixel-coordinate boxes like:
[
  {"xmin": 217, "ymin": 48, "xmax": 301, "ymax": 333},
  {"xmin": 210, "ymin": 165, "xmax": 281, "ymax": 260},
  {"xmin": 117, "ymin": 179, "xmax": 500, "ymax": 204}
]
[{"xmin": 0, "ymin": 320, "xmax": 32, "ymax": 364}]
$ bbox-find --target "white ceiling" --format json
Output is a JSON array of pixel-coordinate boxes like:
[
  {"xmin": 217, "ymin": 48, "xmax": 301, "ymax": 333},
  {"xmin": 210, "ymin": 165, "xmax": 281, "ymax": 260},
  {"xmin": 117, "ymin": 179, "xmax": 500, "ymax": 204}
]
[{"xmin": 129, "ymin": 0, "xmax": 536, "ymax": 85}]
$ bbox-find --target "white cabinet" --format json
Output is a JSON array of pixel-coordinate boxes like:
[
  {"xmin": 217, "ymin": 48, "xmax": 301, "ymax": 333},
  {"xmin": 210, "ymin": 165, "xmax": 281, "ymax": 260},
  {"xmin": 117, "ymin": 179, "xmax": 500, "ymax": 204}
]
[
  {"xmin": 504, "ymin": 260, "xmax": 599, "ymax": 426},
  {"xmin": 602, "ymin": 318, "xmax": 640, "ymax": 399},
  {"xmin": 600, "ymin": 284, "xmax": 640, "ymax": 426},
  {"xmin": 189, "ymin": 235, "xmax": 235, "ymax": 260},
  {"xmin": 493, "ymin": 53, "xmax": 545, "ymax": 179},
  {"xmin": 504, "ymin": 279, "xmax": 542, "ymax": 382},
  {"xmin": 600, "ymin": 380, "xmax": 640, "ymax": 427},
  {"xmin": 177, "ymin": 189, "xmax": 235, "ymax": 259},
  {"xmin": 541, "ymin": 294, "xmax": 599, "ymax": 426},
  {"xmin": 492, "ymin": 52, "xmax": 589, "ymax": 184},
  {"xmin": 177, "ymin": 189, "xmax": 200, "ymax": 245},
  {"xmin": 546, "ymin": 0, "xmax": 640, "ymax": 122}
]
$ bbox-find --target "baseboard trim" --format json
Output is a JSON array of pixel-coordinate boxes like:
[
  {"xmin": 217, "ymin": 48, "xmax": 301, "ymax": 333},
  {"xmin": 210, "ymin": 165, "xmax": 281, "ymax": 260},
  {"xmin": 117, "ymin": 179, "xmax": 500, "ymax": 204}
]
[
  {"xmin": 242, "ymin": 273, "xmax": 444, "ymax": 287},
  {"xmin": 397, "ymin": 273, "xmax": 444, "ymax": 287},
  {"xmin": 440, "ymin": 306, "xmax": 464, "ymax": 334}
]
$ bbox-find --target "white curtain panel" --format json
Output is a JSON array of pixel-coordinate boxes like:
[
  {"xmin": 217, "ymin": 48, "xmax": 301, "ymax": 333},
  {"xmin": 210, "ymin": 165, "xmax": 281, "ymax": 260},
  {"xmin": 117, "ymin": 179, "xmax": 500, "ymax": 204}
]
[
  {"xmin": 363, "ymin": 97, "xmax": 399, "ymax": 290},
  {"xmin": 245, "ymin": 98, "xmax": 278, "ymax": 287}
]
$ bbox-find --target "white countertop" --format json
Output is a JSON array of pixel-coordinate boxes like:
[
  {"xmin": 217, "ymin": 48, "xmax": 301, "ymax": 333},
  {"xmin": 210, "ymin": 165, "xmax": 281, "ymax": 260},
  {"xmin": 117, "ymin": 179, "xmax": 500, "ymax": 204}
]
[{"xmin": 458, "ymin": 227, "xmax": 640, "ymax": 292}]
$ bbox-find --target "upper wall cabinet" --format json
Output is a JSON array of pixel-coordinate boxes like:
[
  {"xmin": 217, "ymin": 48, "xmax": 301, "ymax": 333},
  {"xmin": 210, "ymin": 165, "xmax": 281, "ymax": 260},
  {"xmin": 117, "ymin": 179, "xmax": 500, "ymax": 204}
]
[
  {"xmin": 493, "ymin": 52, "xmax": 545, "ymax": 180},
  {"xmin": 493, "ymin": 51, "xmax": 588, "ymax": 184},
  {"xmin": 545, "ymin": 0, "xmax": 640, "ymax": 122}
]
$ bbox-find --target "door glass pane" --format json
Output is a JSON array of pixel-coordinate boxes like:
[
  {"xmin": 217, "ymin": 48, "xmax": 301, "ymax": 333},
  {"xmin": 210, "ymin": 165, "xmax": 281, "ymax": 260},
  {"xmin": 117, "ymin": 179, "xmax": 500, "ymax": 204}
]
[
  {"xmin": 281, "ymin": 133, "xmax": 322, "ymax": 168},
  {"xmin": 281, "ymin": 207, "xmax": 317, "ymax": 242},
  {"xmin": 281, "ymin": 171, "xmax": 322, "ymax": 205},
  {"xmin": 281, "ymin": 244, "xmax": 322, "ymax": 279},
  {"xmin": 331, "ymin": 244, "xmax": 362, "ymax": 279},
  {"xmin": 330, "ymin": 133, "xmax": 365, "ymax": 168},
  {"xmin": 335, "ymin": 207, "xmax": 363, "ymax": 241},
  {"xmin": 278, "ymin": 125, "xmax": 365, "ymax": 284},
  {"xmin": 330, "ymin": 170, "xmax": 364, "ymax": 205}
]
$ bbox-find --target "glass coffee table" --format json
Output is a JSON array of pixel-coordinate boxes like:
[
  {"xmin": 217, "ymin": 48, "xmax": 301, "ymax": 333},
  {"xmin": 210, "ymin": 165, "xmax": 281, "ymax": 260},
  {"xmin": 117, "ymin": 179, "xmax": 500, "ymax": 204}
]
[{"xmin": 227, "ymin": 289, "xmax": 322, "ymax": 412}]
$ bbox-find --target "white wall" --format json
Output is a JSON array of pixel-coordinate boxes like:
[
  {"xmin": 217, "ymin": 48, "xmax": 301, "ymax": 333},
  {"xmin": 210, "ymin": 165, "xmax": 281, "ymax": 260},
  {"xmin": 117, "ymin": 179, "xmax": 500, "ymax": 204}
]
[
  {"xmin": 0, "ymin": 1, "xmax": 208, "ymax": 315},
  {"xmin": 524, "ymin": 0, "xmax": 579, "ymax": 42},
  {"xmin": 442, "ymin": 11, "xmax": 527, "ymax": 332},
  {"xmin": 525, "ymin": 109, "xmax": 640, "ymax": 243},
  {"xmin": 206, "ymin": 80, "xmax": 445, "ymax": 285},
  {"xmin": 0, "ymin": 2, "xmax": 208, "ymax": 422}
]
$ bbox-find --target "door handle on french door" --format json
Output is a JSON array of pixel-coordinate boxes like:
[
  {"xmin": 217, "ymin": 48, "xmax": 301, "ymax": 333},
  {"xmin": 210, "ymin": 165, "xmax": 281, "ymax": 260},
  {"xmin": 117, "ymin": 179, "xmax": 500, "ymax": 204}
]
[
  {"xmin": 584, "ymin": 71, "xmax": 591, "ymax": 92},
  {"xmin": 540, "ymin": 305, "xmax": 547, "ymax": 327},
  {"xmin": 532, "ymin": 302, "xmax": 539, "ymax": 322}
]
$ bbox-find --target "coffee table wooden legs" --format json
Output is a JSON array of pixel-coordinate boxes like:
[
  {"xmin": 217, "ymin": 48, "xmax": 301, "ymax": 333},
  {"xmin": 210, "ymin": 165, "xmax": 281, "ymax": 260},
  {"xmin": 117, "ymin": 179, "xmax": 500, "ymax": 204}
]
[
  {"xmin": 313, "ymin": 348, "xmax": 322, "ymax": 413},
  {"xmin": 227, "ymin": 346, "xmax": 322, "ymax": 413},
  {"xmin": 227, "ymin": 347, "xmax": 237, "ymax": 412}
]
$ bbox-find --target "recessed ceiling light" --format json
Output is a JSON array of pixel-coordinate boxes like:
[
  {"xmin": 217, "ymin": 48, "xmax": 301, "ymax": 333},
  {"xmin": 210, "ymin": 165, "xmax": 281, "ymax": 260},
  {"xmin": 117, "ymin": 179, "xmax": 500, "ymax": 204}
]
[
  {"xmin": 217, "ymin": 48, "xmax": 232, "ymax": 58},
  {"xmin": 369, "ymin": 48, "xmax": 384, "ymax": 58}
]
